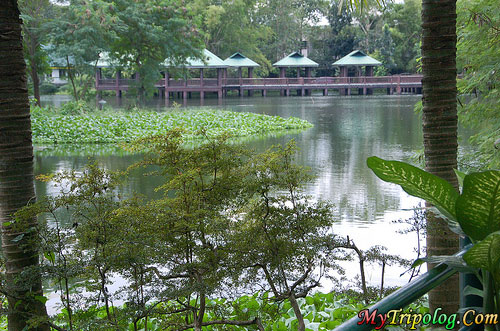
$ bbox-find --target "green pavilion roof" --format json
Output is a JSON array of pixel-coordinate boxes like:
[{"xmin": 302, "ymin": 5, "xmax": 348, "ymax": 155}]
[
  {"xmin": 161, "ymin": 49, "xmax": 228, "ymax": 69},
  {"xmin": 273, "ymin": 52, "xmax": 318, "ymax": 68},
  {"xmin": 332, "ymin": 50, "xmax": 382, "ymax": 67},
  {"xmin": 96, "ymin": 52, "xmax": 119, "ymax": 68},
  {"xmin": 224, "ymin": 52, "xmax": 260, "ymax": 68},
  {"xmin": 184, "ymin": 49, "xmax": 228, "ymax": 69},
  {"xmin": 42, "ymin": 45, "xmax": 73, "ymax": 68}
]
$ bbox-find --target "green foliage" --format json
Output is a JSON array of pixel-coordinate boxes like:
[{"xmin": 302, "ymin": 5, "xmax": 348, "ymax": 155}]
[
  {"xmin": 382, "ymin": 0, "xmax": 421, "ymax": 73},
  {"xmin": 25, "ymin": 132, "xmax": 351, "ymax": 330},
  {"xmin": 457, "ymin": 0, "xmax": 500, "ymax": 168},
  {"xmin": 39, "ymin": 82, "xmax": 58, "ymax": 95},
  {"xmin": 193, "ymin": 0, "xmax": 272, "ymax": 75},
  {"xmin": 19, "ymin": 0, "xmax": 53, "ymax": 104},
  {"xmin": 367, "ymin": 156, "xmax": 500, "ymax": 317},
  {"xmin": 108, "ymin": 0, "xmax": 203, "ymax": 99},
  {"xmin": 31, "ymin": 106, "xmax": 313, "ymax": 144},
  {"xmin": 367, "ymin": 157, "xmax": 459, "ymax": 221},
  {"xmin": 232, "ymin": 142, "xmax": 339, "ymax": 327},
  {"xmin": 47, "ymin": 0, "xmax": 117, "ymax": 101}
]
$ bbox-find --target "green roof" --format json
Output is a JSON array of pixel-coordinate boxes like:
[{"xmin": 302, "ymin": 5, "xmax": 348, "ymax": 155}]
[
  {"xmin": 42, "ymin": 45, "xmax": 73, "ymax": 68},
  {"xmin": 224, "ymin": 52, "xmax": 260, "ymax": 68},
  {"xmin": 273, "ymin": 52, "xmax": 318, "ymax": 68},
  {"xmin": 161, "ymin": 49, "xmax": 228, "ymax": 69},
  {"xmin": 184, "ymin": 49, "xmax": 228, "ymax": 68},
  {"xmin": 96, "ymin": 52, "xmax": 119, "ymax": 68},
  {"xmin": 332, "ymin": 50, "xmax": 382, "ymax": 66}
]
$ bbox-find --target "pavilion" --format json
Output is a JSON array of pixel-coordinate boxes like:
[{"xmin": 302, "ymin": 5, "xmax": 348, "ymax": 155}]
[
  {"xmin": 332, "ymin": 50, "xmax": 382, "ymax": 95},
  {"xmin": 163, "ymin": 49, "xmax": 228, "ymax": 104},
  {"xmin": 273, "ymin": 52, "xmax": 318, "ymax": 96},
  {"xmin": 224, "ymin": 52, "xmax": 260, "ymax": 96}
]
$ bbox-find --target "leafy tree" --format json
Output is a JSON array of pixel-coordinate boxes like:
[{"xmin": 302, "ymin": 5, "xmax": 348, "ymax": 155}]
[
  {"xmin": 19, "ymin": 0, "xmax": 53, "ymax": 106},
  {"xmin": 127, "ymin": 131, "xmax": 264, "ymax": 330},
  {"xmin": 193, "ymin": 0, "xmax": 272, "ymax": 75},
  {"xmin": 255, "ymin": 0, "xmax": 327, "ymax": 65},
  {"xmin": 234, "ymin": 142, "xmax": 340, "ymax": 331},
  {"xmin": 0, "ymin": 0, "xmax": 50, "ymax": 329},
  {"xmin": 48, "ymin": 0, "xmax": 117, "ymax": 101},
  {"xmin": 457, "ymin": 0, "xmax": 500, "ymax": 168},
  {"xmin": 382, "ymin": 0, "xmax": 422, "ymax": 73},
  {"xmin": 108, "ymin": 0, "xmax": 204, "ymax": 101},
  {"xmin": 327, "ymin": 1, "xmax": 359, "ymax": 60},
  {"xmin": 371, "ymin": 24, "xmax": 396, "ymax": 75},
  {"xmin": 350, "ymin": 0, "xmax": 383, "ymax": 53}
]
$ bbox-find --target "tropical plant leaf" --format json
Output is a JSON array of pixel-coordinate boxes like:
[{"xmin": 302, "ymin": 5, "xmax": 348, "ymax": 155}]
[
  {"xmin": 463, "ymin": 231, "xmax": 500, "ymax": 271},
  {"xmin": 367, "ymin": 157, "xmax": 459, "ymax": 220},
  {"xmin": 427, "ymin": 206, "xmax": 465, "ymax": 236},
  {"xmin": 454, "ymin": 169, "xmax": 466, "ymax": 189},
  {"xmin": 456, "ymin": 171, "xmax": 500, "ymax": 240},
  {"xmin": 415, "ymin": 255, "xmax": 473, "ymax": 273},
  {"xmin": 463, "ymin": 285, "xmax": 484, "ymax": 298}
]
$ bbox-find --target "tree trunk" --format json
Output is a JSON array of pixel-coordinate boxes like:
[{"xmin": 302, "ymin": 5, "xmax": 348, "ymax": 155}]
[
  {"xmin": 0, "ymin": 1, "xmax": 50, "ymax": 330},
  {"xmin": 289, "ymin": 292, "xmax": 305, "ymax": 331},
  {"xmin": 421, "ymin": 0, "xmax": 459, "ymax": 315},
  {"xmin": 30, "ymin": 59, "xmax": 41, "ymax": 107}
]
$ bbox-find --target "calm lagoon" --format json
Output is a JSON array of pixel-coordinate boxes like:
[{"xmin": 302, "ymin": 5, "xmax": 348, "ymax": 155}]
[{"xmin": 38, "ymin": 93, "xmax": 430, "ymax": 308}]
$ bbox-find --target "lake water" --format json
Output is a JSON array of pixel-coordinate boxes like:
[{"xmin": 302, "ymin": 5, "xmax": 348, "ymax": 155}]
[{"xmin": 38, "ymin": 93, "xmax": 431, "ymax": 309}]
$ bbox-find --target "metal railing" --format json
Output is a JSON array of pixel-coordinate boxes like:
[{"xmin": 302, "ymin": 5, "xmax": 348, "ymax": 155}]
[{"xmin": 336, "ymin": 245, "xmax": 472, "ymax": 330}]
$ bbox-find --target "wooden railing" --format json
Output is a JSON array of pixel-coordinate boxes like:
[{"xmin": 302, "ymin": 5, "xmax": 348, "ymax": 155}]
[{"xmin": 96, "ymin": 75, "xmax": 423, "ymax": 90}]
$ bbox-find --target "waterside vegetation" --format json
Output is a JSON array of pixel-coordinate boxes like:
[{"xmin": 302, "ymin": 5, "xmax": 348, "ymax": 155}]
[{"xmin": 31, "ymin": 102, "xmax": 313, "ymax": 144}]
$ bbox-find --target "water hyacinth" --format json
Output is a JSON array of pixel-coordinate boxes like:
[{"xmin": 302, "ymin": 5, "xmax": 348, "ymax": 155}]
[{"xmin": 31, "ymin": 108, "xmax": 313, "ymax": 144}]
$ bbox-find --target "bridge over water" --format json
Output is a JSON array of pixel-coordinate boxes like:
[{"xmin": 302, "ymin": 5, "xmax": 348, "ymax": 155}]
[{"xmin": 96, "ymin": 74, "xmax": 423, "ymax": 106}]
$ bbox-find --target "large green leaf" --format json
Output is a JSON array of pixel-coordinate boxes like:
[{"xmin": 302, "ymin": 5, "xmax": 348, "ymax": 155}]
[
  {"xmin": 456, "ymin": 171, "xmax": 500, "ymax": 240},
  {"xmin": 367, "ymin": 157, "xmax": 459, "ymax": 220},
  {"xmin": 463, "ymin": 231, "xmax": 500, "ymax": 271}
]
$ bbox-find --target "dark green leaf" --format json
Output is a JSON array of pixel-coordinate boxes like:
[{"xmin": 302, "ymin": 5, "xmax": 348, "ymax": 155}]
[
  {"xmin": 367, "ymin": 156, "xmax": 459, "ymax": 220},
  {"xmin": 463, "ymin": 285, "xmax": 484, "ymax": 298},
  {"xmin": 463, "ymin": 231, "xmax": 500, "ymax": 271},
  {"xmin": 456, "ymin": 171, "xmax": 500, "ymax": 240}
]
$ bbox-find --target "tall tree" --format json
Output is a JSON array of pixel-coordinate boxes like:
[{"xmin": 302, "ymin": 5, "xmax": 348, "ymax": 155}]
[
  {"xmin": 421, "ymin": 0, "xmax": 459, "ymax": 314},
  {"xmin": 19, "ymin": 0, "xmax": 52, "ymax": 106},
  {"xmin": 255, "ymin": 0, "xmax": 327, "ymax": 64},
  {"xmin": 109, "ymin": 0, "xmax": 203, "ymax": 101},
  {"xmin": 0, "ymin": 1, "xmax": 50, "ymax": 330},
  {"xmin": 48, "ymin": 0, "xmax": 116, "ymax": 101},
  {"xmin": 383, "ymin": 0, "xmax": 422, "ymax": 73},
  {"xmin": 193, "ymin": 0, "xmax": 272, "ymax": 75},
  {"xmin": 457, "ymin": 0, "xmax": 500, "ymax": 169}
]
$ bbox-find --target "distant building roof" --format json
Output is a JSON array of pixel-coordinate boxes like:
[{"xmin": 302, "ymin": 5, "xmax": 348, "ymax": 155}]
[
  {"xmin": 224, "ymin": 52, "xmax": 260, "ymax": 68},
  {"xmin": 96, "ymin": 52, "xmax": 119, "ymax": 68},
  {"xmin": 184, "ymin": 49, "xmax": 228, "ymax": 69},
  {"xmin": 332, "ymin": 50, "xmax": 382, "ymax": 67},
  {"xmin": 273, "ymin": 52, "xmax": 318, "ymax": 68},
  {"xmin": 161, "ymin": 49, "xmax": 228, "ymax": 69},
  {"xmin": 42, "ymin": 45, "xmax": 73, "ymax": 68}
]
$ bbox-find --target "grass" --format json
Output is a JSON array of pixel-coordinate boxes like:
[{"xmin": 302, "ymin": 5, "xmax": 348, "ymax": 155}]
[{"xmin": 31, "ymin": 103, "xmax": 313, "ymax": 144}]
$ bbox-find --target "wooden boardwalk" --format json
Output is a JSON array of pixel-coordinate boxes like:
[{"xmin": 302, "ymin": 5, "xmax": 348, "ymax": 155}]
[{"xmin": 96, "ymin": 75, "xmax": 423, "ymax": 104}]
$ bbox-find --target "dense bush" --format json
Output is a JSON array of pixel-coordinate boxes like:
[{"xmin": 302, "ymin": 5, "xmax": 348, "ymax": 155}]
[{"xmin": 39, "ymin": 82, "xmax": 59, "ymax": 94}]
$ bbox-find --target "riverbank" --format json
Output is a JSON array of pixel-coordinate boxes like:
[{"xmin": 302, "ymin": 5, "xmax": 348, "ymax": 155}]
[{"xmin": 31, "ymin": 102, "xmax": 313, "ymax": 144}]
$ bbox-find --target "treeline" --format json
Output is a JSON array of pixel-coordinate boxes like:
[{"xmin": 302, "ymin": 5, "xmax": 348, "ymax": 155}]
[{"xmin": 20, "ymin": 0, "xmax": 422, "ymax": 103}]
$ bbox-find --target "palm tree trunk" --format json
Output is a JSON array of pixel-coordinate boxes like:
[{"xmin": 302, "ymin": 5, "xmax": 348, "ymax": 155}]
[
  {"xmin": 421, "ymin": 0, "xmax": 459, "ymax": 315},
  {"xmin": 0, "ymin": 1, "xmax": 50, "ymax": 330}
]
